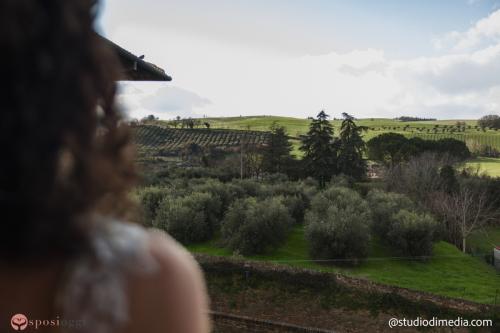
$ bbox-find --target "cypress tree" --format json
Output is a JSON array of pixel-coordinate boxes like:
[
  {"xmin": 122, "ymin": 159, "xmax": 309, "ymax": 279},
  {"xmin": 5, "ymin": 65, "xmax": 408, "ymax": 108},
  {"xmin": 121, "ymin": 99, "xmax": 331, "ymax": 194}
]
[
  {"xmin": 337, "ymin": 113, "xmax": 367, "ymax": 180},
  {"xmin": 262, "ymin": 122, "xmax": 294, "ymax": 174},
  {"xmin": 300, "ymin": 110, "xmax": 338, "ymax": 187}
]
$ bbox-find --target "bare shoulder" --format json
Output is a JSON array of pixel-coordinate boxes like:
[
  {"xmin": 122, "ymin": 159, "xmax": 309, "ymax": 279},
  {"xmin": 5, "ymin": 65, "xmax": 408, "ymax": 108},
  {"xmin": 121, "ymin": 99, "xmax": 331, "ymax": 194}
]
[
  {"xmin": 123, "ymin": 228, "xmax": 211, "ymax": 333},
  {"xmin": 147, "ymin": 229, "xmax": 204, "ymax": 281}
]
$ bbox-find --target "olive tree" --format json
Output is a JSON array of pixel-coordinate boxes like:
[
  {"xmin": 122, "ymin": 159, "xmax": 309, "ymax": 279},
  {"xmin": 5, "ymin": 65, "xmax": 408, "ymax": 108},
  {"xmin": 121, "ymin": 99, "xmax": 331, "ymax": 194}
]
[{"xmin": 305, "ymin": 186, "xmax": 372, "ymax": 264}]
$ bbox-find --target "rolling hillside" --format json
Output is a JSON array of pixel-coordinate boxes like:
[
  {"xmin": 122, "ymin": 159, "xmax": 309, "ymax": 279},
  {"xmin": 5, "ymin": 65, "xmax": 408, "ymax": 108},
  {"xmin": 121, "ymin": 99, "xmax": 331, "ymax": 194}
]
[
  {"xmin": 152, "ymin": 116, "xmax": 500, "ymax": 159},
  {"xmin": 132, "ymin": 124, "xmax": 271, "ymax": 155},
  {"xmin": 184, "ymin": 116, "xmax": 479, "ymax": 135},
  {"xmin": 137, "ymin": 117, "xmax": 500, "ymax": 176},
  {"xmin": 198, "ymin": 116, "xmax": 500, "ymax": 147}
]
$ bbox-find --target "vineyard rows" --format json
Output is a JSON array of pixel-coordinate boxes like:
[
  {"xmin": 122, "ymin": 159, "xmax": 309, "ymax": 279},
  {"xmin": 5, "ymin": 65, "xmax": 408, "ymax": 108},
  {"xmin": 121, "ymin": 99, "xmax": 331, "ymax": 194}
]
[
  {"xmin": 132, "ymin": 125, "xmax": 271, "ymax": 154},
  {"xmin": 132, "ymin": 124, "xmax": 500, "ymax": 157},
  {"xmin": 404, "ymin": 132, "xmax": 500, "ymax": 150}
]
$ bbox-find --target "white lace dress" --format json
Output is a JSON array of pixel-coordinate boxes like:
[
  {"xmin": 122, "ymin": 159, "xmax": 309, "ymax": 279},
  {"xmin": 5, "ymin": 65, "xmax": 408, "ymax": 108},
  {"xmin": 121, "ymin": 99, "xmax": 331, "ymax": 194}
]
[{"xmin": 56, "ymin": 217, "xmax": 158, "ymax": 333}]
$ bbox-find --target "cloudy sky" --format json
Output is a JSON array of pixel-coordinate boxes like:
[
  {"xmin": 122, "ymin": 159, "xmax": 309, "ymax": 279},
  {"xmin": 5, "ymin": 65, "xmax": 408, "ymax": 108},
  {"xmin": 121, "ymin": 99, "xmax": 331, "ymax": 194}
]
[{"xmin": 98, "ymin": 0, "xmax": 500, "ymax": 120}]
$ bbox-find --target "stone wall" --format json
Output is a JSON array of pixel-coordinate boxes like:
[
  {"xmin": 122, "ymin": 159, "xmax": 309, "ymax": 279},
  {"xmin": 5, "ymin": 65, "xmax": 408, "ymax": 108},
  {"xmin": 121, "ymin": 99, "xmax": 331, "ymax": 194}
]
[
  {"xmin": 210, "ymin": 312, "xmax": 335, "ymax": 333},
  {"xmin": 195, "ymin": 254, "xmax": 498, "ymax": 315}
]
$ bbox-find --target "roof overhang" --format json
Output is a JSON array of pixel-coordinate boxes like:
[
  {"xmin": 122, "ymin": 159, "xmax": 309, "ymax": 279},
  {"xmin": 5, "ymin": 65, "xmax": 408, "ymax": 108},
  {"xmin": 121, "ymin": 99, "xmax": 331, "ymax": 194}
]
[{"xmin": 100, "ymin": 36, "xmax": 172, "ymax": 82}]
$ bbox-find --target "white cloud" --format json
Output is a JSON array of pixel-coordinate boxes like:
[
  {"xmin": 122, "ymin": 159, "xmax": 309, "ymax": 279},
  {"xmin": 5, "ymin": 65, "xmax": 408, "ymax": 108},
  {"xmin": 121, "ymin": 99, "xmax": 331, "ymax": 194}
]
[
  {"xmin": 433, "ymin": 9, "xmax": 500, "ymax": 51},
  {"xmin": 397, "ymin": 44, "xmax": 500, "ymax": 94},
  {"xmin": 117, "ymin": 83, "xmax": 211, "ymax": 119},
  {"xmin": 142, "ymin": 86, "xmax": 211, "ymax": 116}
]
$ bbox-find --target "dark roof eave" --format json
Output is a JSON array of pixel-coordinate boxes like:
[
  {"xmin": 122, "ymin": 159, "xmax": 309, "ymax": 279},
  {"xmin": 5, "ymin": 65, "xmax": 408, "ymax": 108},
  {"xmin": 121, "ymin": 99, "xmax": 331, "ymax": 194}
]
[{"xmin": 100, "ymin": 35, "xmax": 172, "ymax": 82}]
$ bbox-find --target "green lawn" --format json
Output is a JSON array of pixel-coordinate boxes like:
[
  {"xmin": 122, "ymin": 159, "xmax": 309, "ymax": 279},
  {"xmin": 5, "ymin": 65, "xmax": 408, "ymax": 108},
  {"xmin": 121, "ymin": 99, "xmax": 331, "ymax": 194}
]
[
  {"xmin": 188, "ymin": 225, "xmax": 500, "ymax": 304},
  {"xmin": 466, "ymin": 157, "xmax": 500, "ymax": 177}
]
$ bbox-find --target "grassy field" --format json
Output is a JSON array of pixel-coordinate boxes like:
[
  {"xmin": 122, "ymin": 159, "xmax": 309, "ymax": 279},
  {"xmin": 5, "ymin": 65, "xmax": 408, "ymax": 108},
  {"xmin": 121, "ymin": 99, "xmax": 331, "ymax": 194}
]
[
  {"xmin": 188, "ymin": 225, "xmax": 500, "ymax": 304},
  {"xmin": 466, "ymin": 157, "xmax": 500, "ymax": 177},
  {"xmin": 201, "ymin": 116, "xmax": 480, "ymax": 136},
  {"xmin": 197, "ymin": 116, "xmax": 500, "ymax": 150}
]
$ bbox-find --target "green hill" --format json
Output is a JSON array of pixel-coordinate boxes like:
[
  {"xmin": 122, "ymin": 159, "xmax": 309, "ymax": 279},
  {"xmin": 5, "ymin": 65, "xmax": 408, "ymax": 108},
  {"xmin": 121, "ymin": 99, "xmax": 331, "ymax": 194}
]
[
  {"xmin": 133, "ymin": 124, "xmax": 271, "ymax": 156},
  {"xmin": 194, "ymin": 116, "xmax": 478, "ymax": 136},
  {"xmin": 159, "ymin": 116, "xmax": 500, "ymax": 150},
  {"xmin": 138, "ymin": 117, "xmax": 500, "ymax": 176}
]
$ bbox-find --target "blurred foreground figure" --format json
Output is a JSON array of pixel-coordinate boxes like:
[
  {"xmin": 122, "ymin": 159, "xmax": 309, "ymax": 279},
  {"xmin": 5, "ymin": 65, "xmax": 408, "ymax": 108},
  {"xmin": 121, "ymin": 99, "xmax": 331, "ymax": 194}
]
[{"xmin": 0, "ymin": 1, "xmax": 210, "ymax": 332}]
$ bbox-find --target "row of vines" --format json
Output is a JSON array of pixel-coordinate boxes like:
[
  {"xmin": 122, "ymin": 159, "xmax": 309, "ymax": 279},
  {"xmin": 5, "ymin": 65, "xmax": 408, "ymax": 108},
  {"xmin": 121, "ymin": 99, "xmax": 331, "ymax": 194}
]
[
  {"xmin": 405, "ymin": 132, "xmax": 500, "ymax": 150},
  {"xmin": 133, "ymin": 125, "xmax": 271, "ymax": 153}
]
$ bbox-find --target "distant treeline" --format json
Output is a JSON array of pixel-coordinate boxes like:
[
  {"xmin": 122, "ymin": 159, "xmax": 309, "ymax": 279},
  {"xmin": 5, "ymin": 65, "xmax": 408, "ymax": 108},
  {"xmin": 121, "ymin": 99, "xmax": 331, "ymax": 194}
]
[
  {"xmin": 478, "ymin": 114, "xmax": 500, "ymax": 129},
  {"xmin": 395, "ymin": 116, "xmax": 437, "ymax": 122},
  {"xmin": 367, "ymin": 133, "xmax": 471, "ymax": 166}
]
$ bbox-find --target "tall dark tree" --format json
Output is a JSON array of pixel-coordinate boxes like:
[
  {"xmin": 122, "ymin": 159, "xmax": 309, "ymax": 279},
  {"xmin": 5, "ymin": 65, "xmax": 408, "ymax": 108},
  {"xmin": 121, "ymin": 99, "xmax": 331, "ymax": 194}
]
[
  {"xmin": 337, "ymin": 113, "xmax": 367, "ymax": 180},
  {"xmin": 300, "ymin": 110, "xmax": 338, "ymax": 187},
  {"xmin": 262, "ymin": 122, "xmax": 294, "ymax": 174},
  {"xmin": 439, "ymin": 165, "xmax": 458, "ymax": 194}
]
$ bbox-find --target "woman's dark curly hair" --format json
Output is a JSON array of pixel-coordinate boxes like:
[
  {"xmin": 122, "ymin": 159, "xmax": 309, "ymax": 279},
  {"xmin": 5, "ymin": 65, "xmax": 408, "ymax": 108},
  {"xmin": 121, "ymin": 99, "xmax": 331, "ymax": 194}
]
[{"xmin": 0, "ymin": 0, "xmax": 137, "ymax": 263}]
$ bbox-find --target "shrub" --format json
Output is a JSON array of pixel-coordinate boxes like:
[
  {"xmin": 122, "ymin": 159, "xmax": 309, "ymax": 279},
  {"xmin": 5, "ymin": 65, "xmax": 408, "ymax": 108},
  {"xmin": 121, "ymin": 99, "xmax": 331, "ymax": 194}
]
[
  {"xmin": 280, "ymin": 195, "xmax": 307, "ymax": 224},
  {"xmin": 387, "ymin": 210, "xmax": 437, "ymax": 257},
  {"xmin": 231, "ymin": 179, "xmax": 264, "ymax": 197},
  {"xmin": 223, "ymin": 182, "xmax": 249, "ymax": 200},
  {"xmin": 329, "ymin": 174, "xmax": 354, "ymax": 188},
  {"xmin": 170, "ymin": 166, "xmax": 238, "ymax": 182},
  {"xmin": 305, "ymin": 186, "xmax": 372, "ymax": 264},
  {"xmin": 262, "ymin": 181, "xmax": 301, "ymax": 197},
  {"xmin": 195, "ymin": 191, "xmax": 224, "ymax": 234},
  {"xmin": 269, "ymin": 181, "xmax": 316, "ymax": 201},
  {"xmin": 221, "ymin": 197, "xmax": 292, "ymax": 255},
  {"xmin": 260, "ymin": 173, "xmax": 289, "ymax": 184},
  {"xmin": 439, "ymin": 165, "xmax": 459, "ymax": 194},
  {"xmin": 305, "ymin": 206, "xmax": 371, "ymax": 265},
  {"xmin": 154, "ymin": 192, "xmax": 222, "ymax": 244},
  {"xmin": 137, "ymin": 187, "xmax": 172, "ymax": 227},
  {"xmin": 366, "ymin": 190, "xmax": 414, "ymax": 237},
  {"xmin": 310, "ymin": 185, "xmax": 370, "ymax": 215},
  {"xmin": 139, "ymin": 169, "xmax": 171, "ymax": 187},
  {"xmin": 302, "ymin": 177, "xmax": 319, "ymax": 189},
  {"xmin": 261, "ymin": 181, "xmax": 314, "ymax": 224},
  {"xmin": 352, "ymin": 181, "xmax": 385, "ymax": 197},
  {"xmin": 434, "ymin": 138, "xmax": 470, "ymax": 161},
  {"xmin": 191, "ymin": 178, "xmax": 234, "ymax": 215}
]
